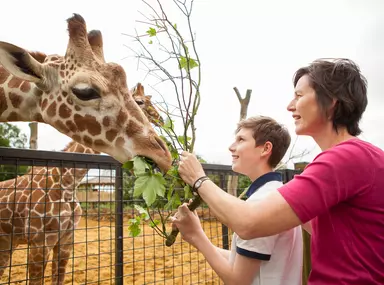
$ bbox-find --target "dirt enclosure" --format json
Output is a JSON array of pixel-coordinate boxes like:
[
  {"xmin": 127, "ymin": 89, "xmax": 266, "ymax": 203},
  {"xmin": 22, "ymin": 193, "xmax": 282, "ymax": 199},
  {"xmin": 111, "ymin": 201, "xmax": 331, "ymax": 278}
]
[{"xmin": 1, "ymin": 210, "xmax": 226, "ymax": 284}]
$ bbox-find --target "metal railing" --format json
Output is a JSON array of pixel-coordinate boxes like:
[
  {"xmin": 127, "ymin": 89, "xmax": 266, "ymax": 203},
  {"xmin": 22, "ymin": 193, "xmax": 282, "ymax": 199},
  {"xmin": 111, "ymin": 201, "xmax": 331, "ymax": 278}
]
[{"xmin": 0, "ymin": 146, "xmax": 300, "ymax": 284}]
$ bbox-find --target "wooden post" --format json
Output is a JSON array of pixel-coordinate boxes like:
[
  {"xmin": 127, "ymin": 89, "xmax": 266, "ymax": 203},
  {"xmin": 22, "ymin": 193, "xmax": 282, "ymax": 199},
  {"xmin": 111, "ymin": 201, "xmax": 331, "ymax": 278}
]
[
  {"xmin": 227, "ymin": 87, "xmax": 252, "ymax": 197},
  {"xmin": 294, "ymin": 162, "xmax": 311, "ymax": 285},
  {"xmin": 29, "ymin": 122, "xmax": 38, "ymax": 150}
]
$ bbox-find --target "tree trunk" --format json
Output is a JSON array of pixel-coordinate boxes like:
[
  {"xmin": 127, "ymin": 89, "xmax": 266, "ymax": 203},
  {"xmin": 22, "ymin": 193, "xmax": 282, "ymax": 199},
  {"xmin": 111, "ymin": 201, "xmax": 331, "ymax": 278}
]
[
  {"xmin": 29, "ymin": 122, "xmax": 38, "ymax": 150},
  {"xmin": 233, "ymin": 87, "xmax": 252, "ymax": 122},
  {"xmin": 227, "ymin": 87, "xmax": 252, "ymax": 197}
]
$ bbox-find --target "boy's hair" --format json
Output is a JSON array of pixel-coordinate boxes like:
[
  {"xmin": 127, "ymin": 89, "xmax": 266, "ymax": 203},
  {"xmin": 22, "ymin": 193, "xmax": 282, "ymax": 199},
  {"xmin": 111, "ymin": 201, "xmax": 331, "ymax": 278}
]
[
  {"xmin": 236, "ymin": 116, "xmax": 291, "ymax": 168},
  {"xmin": 293, "ymin": 58, "xmax": 368, "ymax": 136}
]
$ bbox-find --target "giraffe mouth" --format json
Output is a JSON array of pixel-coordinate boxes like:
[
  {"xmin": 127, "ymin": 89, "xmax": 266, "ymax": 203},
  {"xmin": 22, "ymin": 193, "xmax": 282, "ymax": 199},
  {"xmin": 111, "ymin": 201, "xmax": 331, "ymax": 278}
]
[{"xmin": 136, "ymin": 156, "xmax": 162, "ymax": 173}]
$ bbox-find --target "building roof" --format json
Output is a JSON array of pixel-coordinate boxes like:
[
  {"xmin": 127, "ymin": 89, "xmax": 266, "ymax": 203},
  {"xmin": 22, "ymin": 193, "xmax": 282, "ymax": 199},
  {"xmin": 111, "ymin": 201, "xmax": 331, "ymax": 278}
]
[{"xmin": 79, "ymin": 176, "xmax": 115, "ymax": 186}]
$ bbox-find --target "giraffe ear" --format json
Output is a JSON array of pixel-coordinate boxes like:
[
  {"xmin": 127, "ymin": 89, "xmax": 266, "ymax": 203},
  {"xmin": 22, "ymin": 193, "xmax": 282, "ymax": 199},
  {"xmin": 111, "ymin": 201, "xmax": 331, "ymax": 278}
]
[{"xmin": 0, "ymin": 41, "xmax": 45, "ymax": 83}]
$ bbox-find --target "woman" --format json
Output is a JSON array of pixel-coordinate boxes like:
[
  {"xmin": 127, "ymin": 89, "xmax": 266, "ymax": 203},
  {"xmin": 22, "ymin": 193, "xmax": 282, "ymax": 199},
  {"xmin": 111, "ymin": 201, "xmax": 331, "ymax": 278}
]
[{"xmin": 173, "ymin": 58, "xmax": 384, "ymax": 285}]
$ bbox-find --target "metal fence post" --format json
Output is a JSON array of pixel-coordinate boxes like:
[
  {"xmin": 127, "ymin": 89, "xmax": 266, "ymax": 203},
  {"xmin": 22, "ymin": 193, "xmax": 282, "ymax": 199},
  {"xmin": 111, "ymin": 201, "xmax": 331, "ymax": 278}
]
[
  {"xmin": 219, "ymin": 174, "xmax": 229, "ymax": 250},
  {"xmin": 115, "ymin": 165, "xmax": 124, "ymax": 285}
]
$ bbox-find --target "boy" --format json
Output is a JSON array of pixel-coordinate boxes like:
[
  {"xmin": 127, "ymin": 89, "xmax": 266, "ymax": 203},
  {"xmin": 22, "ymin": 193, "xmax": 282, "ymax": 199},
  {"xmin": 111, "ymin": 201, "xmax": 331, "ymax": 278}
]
[{"xmin": 172, "ymin": 116, "xmax": 303, "ymax": 285}]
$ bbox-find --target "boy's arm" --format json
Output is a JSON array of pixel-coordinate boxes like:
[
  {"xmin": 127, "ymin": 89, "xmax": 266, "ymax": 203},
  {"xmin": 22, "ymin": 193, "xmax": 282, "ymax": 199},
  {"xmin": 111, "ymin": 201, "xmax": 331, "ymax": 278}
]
[
  {"xmin": 171, "ymin": 205, "xmax": 260, "ymax": 284},
  {"xmin": 195, "ymin": 235, "xmax": 261, "ymax": 285},
  {"xmin": 215, "ymin": 246, "xmax": 231, "ymax": 260}
]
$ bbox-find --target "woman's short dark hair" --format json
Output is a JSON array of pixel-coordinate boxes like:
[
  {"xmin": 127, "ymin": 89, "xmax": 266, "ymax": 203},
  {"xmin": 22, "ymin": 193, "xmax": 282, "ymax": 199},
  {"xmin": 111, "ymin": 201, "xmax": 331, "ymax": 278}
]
[{"xmin": 293, "ymin": 58, "xmax": 368, "ymax": 136}]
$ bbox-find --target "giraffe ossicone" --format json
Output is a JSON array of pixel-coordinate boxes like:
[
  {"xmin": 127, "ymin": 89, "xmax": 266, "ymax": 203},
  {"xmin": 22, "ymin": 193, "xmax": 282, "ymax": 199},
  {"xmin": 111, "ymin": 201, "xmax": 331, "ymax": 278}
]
[{"xmin": 0, "ymin": 13, "xmax": 171, "ymax": 172}]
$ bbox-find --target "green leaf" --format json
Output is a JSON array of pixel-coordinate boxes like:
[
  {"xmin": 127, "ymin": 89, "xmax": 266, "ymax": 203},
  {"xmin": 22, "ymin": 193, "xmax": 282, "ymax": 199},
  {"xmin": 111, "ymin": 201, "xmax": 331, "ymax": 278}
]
[
  {"xmin": 164, "ymin": 192, "xmax": 181, "ymax": 210},
  {"xmin": 171, "ymin": 149, "xmax": 179, "ymax": 160},
  {"xmin": 188, "ymin": 58, "xmax": 198, "ymax": 69},
  {"xmin": 173, "ymin": 192, "xmax": 181, "ymax": 208},
  {"xmin": 163, "ymin": 118, "xmax": 174, "ymax": 131},
  {"xmin": 177, "ymin": 136, "xmax": 184, "ymax": 145},
  {"xmin": 184, "ymin": 184, "xmax": 193, "ymax": 199},
  {"xmin": 150, "ymin": 219, "xmax": 160, "ymax": 228},
  {"xmin": 146, "ymin": 27, "xmax": 157, "ymax": 37},
  {"xmin": 167, "ymin": 184, "xmax": 174, "ymax": 201},
  {"xmin": 132, "ymin": 157, "xmax": 150, "ymax": 176},
  {"xmin": 133, "ymin": 173, "xmax": 166, "ymax": 206},
  {"xmin": 179, "ymin": 56, "xmax": 188, "ymax": 70},
  {"xmin": 173, "ymin": 23, "xmax": 177, "ymax": 29},
  {"xmin": 179, "ymin": 56, "xmax": 199, "ymax": 71},
  {"xmin": 167, "ymin": 166, "xmax": 179, "ymax": 178},
  {"xmin": 128, "ymin": 218, "xmax": 142, "ymax": 237},
  {"xmin": 134, "ymin": 204, "xmax": 150, "ymax": 220},
  {"xmin": 128, "ymin": 224, "xmax": 141, "ymax": 237},
  {"xmin": 149, "ymin": 40, "xmax": 153, "ymax": 44},
  {"xmin": 122, "ymin": 160, "xmax": 134, "ymax": 170},
  {"xmin": 164, "ymin": 195, "xmax": 173, "ymax": 210},
  {"xmin": 177, "ymin": 135, "xmax": 191, "ymax": 146}
]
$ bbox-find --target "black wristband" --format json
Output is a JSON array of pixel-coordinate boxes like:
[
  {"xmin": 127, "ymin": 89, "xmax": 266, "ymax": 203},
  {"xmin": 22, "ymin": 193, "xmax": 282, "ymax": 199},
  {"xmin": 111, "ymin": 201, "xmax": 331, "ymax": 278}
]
[{"xmin": 192, "ymin": 176, "xmax": 210, "ymax": 194}]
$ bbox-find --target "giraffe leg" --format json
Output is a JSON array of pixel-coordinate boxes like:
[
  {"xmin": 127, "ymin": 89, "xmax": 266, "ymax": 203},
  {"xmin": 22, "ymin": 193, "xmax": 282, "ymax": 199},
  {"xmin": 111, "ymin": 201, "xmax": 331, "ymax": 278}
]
[
  {"xmin": 0, "ymin": 235, "xmax": 13, "ymax": 278},
  {"xmin": 51, "ymin": 232, "xmax": 74, "ymax": 285},
  {"xmin": 28, "ymin": 243, "xmax": 53, "ymax": 285}
]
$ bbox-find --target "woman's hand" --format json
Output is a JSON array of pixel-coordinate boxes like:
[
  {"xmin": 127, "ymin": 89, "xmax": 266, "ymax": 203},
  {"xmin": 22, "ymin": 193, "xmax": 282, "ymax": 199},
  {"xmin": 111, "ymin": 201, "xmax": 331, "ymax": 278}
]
[
  {"xmin": 178, "ymin": 151, "xmax": 206, "ymax": 186},
  {"xmin": 170, "ymin": 202, "xmax": 206, "ymax": 247}
]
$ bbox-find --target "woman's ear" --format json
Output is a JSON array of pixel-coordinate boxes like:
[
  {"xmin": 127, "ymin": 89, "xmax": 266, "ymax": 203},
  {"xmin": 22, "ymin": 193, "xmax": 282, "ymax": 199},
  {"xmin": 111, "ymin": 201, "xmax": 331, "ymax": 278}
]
[{"xmin": 327, "ymin": 99, "xmax": 338, "ymax": 120}]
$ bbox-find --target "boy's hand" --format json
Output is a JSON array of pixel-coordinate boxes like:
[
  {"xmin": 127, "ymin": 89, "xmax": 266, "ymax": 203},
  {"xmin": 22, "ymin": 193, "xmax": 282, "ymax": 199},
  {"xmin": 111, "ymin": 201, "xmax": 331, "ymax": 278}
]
[
  {"xmin": 170, "ymin": 202, "xmax": 205, "ymax": 247},
  {"xmin": 178, "ymin": 151, "xmax": 206, "ymax": 186}
]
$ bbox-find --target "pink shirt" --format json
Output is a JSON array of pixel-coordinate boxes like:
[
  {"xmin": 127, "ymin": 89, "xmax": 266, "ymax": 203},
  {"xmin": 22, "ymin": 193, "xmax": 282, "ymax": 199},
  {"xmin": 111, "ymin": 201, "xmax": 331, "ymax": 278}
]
[{"xmin": 278, "ymin": 138, "xmax": 384, "ymax": 285}]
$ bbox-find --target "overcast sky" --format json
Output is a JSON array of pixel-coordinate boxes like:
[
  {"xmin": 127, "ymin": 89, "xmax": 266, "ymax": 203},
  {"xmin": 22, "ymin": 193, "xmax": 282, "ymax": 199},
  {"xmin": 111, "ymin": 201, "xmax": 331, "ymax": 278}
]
[{"xmin": 1, "ymin": 0, "xmax": 383, "ymax": 168}]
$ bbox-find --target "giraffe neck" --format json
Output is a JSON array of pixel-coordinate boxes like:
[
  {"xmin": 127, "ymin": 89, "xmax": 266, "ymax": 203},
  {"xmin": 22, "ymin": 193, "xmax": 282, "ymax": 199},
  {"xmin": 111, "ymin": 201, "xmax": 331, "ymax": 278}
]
[
  {"xmin": 56, "ymin": 141, "xmax": 99, "ymax": 200},
  {"xmin": 25, "ymin": 141, "xmax": 99, "ymax": 201},
  {"xmin": 0, "ymin": 66, "xmax": 45, "ymax": 123}
]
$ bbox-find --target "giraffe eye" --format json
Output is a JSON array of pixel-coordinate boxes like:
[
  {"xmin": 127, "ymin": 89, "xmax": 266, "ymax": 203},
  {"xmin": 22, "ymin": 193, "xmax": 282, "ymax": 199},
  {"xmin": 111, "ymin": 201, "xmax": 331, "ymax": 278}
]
[
  {"xmin": 135, "ymin": 99, "xmax": 145, "ymax": 106},
  {"xmin": 71, "ymin": 87, "xmax": 101, "ymax": 101}
]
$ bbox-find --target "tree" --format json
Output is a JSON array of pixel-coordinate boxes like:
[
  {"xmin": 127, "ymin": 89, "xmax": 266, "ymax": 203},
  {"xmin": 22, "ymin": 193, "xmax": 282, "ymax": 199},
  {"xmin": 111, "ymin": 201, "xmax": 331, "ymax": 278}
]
[
  {"xmin": 0, "ymin": 123, "xmax": 28, "ymax": 181},
  {"xmin": 0, "ymin": 123, "xmax": 27, "ymax": 149}
]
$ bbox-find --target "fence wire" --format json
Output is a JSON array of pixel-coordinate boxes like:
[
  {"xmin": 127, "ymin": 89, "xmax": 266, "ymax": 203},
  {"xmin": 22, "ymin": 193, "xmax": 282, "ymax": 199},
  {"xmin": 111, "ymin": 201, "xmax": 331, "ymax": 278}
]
[{"xmin": 0, "ymin": 147, "xmax": 300, "ymax": 285}]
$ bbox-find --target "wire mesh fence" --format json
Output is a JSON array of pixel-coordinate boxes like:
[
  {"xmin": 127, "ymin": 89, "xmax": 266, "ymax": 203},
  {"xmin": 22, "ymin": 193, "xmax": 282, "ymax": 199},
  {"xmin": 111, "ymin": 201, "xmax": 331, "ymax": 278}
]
[{"xmin": 0, "ymin": 146, "xmax": 300, "ymax": 285}]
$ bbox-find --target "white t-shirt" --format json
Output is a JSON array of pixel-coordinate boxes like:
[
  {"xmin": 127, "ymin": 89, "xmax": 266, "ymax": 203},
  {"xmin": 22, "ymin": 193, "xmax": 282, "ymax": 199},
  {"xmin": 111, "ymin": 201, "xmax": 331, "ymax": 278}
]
[{"xmin": 228, "ymin": 176, "xmax": 303, "ymax": 285}]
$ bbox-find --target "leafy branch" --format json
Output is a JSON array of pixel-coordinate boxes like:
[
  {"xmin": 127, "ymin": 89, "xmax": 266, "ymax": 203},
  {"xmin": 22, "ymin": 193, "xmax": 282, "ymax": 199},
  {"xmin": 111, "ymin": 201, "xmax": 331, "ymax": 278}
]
[{"xmin": 122, "ymin": 0, "xmax": 202, "ymax": 244}]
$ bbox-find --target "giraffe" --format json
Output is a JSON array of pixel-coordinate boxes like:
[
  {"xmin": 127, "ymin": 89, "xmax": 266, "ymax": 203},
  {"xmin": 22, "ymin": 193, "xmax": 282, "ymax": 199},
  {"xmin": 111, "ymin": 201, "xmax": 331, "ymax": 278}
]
[
  {"xmin": 131, "ymin": 82, "xmax": 164, "ymax": 127},
  {"xmin": 0, "ymin": 141, "xmax": 96, "ymax": 285},
  {"xmin": 0, "ymin": 83, "xmax": 165, "ymax": 284},
  {"xmin": 0, "ymin": 13, "xmax": 171, "ymax": 172},
  {"xmin": 0, "ymin": 13, "xmax": 171, "ymax": 284}
]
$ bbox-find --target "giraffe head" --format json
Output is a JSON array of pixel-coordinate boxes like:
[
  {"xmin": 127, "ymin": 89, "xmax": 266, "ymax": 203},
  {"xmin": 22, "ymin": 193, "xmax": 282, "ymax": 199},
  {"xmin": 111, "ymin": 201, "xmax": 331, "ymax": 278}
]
[
  {"xmin": 131, "ymin": 83, "xmax": 164, "ymax": 127},
  {"xmin": 0, "ymin": 14, "xmax": 172, "ymax": 171}
]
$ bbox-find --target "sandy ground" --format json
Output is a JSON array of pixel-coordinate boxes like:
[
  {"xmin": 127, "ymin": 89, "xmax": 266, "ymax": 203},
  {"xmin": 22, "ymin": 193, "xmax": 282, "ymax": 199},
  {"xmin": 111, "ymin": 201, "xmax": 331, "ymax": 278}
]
[{"xmin": 1, "ymin": 211, "xmax": 228, "ymax": 285}]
